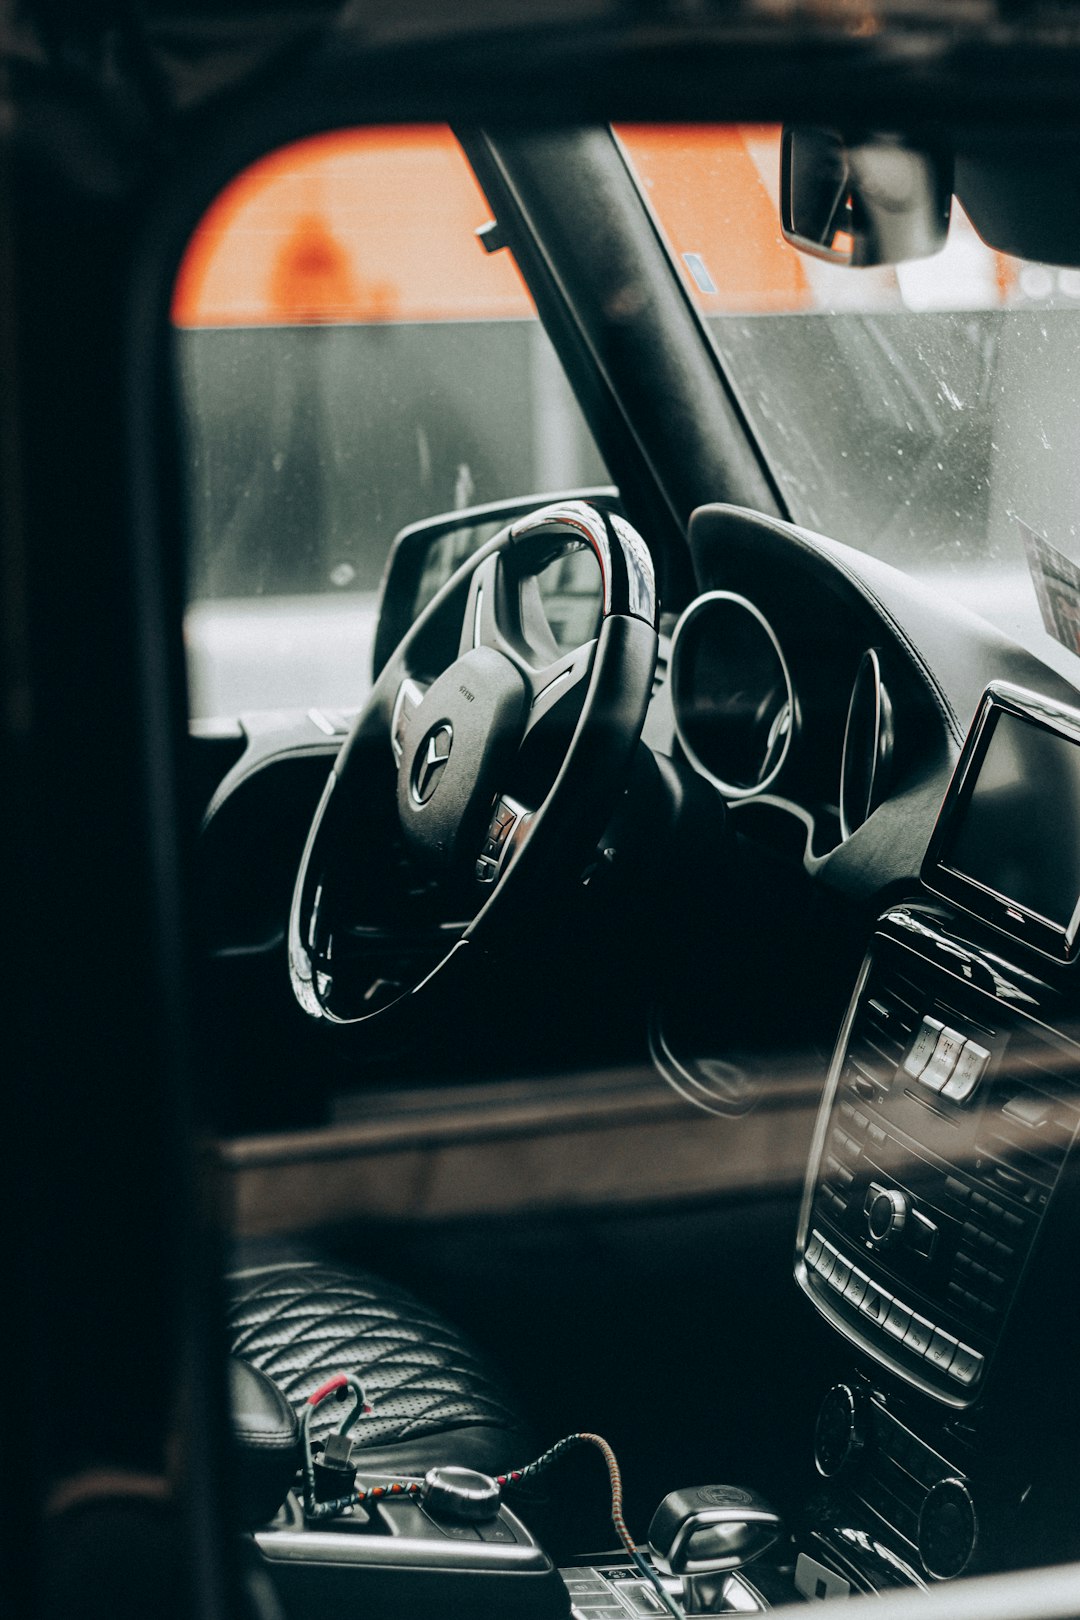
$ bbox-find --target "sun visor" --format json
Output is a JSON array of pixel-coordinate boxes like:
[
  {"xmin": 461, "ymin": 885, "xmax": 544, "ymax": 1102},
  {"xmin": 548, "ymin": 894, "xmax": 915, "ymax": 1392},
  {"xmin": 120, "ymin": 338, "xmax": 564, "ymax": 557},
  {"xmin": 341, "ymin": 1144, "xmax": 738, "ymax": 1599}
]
[{"xmin": 955, "ymin": 135, "xmax": 1080, "ymax": 267}]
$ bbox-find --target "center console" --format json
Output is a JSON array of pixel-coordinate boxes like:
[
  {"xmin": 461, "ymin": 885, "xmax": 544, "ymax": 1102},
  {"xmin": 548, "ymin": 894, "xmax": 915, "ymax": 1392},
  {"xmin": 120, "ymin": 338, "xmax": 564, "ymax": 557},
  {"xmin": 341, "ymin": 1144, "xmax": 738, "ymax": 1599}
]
[
  {"xmin": 793, "ymin": 903, "xmax": 1080, "ymax": 1583},
  {"xmin": 789, "ymin": 684, "xmax": 1080, "ymax": 1591},
  {"xmin": 798, "ymin": 918, "xmax": 1075, "ymax": 1410}
]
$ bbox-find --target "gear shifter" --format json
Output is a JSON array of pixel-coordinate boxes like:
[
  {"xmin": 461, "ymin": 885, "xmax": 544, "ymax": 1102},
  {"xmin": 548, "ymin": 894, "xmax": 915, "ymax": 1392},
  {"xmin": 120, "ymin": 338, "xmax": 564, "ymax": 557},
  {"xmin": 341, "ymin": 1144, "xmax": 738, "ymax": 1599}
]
[{"xmin": 648, "ymin": 1485, "xmax": 783, "ymax": 1614}]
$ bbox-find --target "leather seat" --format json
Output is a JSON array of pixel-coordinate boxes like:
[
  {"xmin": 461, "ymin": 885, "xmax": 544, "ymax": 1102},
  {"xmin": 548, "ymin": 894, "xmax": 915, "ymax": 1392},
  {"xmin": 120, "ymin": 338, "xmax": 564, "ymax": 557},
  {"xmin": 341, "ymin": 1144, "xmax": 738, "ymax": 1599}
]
[{"xmin": 226, "ymin": 1253, "xmax": 531, "ymax": 1480}]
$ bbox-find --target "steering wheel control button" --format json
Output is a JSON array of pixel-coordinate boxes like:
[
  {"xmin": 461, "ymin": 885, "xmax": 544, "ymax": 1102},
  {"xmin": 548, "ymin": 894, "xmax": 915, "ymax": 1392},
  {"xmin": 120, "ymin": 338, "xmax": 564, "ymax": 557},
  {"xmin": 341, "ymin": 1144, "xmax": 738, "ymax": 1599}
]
[
  {"xmin": 942, "ymin": 1040, "xmax": 991, "ymax": 1103},
  {"xmin": 919, "ymin": 1026, "xmax": 967, "ymax": 1092},
  {"xmin": 919, "ymin": 1479, "xmax": 977, "ymax": 1580},
  {"xmin": 904, "ymin": 1016, "xmax": 944, "ymax": 1078},
  {"xmin": 422, "ymin": 1466, "xmax": 501, "ymax": 1523}
]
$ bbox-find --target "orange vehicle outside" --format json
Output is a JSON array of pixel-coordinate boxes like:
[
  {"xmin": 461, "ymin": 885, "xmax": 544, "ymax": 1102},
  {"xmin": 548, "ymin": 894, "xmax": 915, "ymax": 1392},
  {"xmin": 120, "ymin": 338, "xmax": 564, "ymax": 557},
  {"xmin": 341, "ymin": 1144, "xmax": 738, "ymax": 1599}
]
[{"xmin": 172, "ymin": 124, "xmax": 815, "ymax": 328}]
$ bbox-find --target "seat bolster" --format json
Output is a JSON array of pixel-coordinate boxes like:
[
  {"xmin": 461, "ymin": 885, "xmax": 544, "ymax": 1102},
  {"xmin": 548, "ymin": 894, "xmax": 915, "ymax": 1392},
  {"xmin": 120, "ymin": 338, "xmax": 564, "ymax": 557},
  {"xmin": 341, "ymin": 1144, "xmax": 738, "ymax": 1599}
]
[{"xmin": 226, "ymin": 1258, "xmax": 531, "ymax": 1481}]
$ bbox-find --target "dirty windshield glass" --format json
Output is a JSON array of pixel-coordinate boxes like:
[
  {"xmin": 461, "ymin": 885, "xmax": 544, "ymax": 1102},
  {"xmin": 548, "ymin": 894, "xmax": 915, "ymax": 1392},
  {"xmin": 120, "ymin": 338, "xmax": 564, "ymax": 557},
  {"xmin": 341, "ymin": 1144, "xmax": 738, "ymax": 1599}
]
[{"xmin": 618, "ymin": 125, "xmax": 1080, "ymax": 680}]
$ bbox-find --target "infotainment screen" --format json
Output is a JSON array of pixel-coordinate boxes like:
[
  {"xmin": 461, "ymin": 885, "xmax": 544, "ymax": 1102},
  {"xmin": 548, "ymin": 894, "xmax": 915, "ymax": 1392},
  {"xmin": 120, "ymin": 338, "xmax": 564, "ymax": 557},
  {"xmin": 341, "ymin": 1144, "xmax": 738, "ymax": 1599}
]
[{"xmin": 923, "ymin": 684, "xmax": 1080, "ymax": 961}]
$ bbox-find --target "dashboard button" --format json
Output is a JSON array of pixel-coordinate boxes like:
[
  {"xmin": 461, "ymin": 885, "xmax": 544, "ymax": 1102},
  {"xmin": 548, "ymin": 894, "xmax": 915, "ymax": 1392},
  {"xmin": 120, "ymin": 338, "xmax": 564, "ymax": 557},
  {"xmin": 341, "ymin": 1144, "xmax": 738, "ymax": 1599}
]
[
  {"xmin": 909, "ymin": 1210, "xmax": 938, "ymax": 1258},
  {"xmin": 903, "ymin": 1313, "xmax": 935, "ymax": 1355},
  {"xmin": 843, "ymin": 1268, "xmax": 869, "ymax": 1307},
  {"xmin": 867, "ymin": 1187, "xmax": 909, "ymax": 1246},
  {"xmin": 816, "ymin": 1244, "xmax": 837, "ymax": 1282},
  {"xmin": 920, "ymin": 1027, "xmax": 967, "ymax": 1092},
  {"xmin": 949, "ymin": 1345, "xmax": 985, "ymax": 1388},
  {"xmin": 925, "ymin": 1330, "xmax": 958, "ymax": 1373},
  {"xmin": 943, "ymin": 1040, "xmax": 990, "ymax": 1102},
  {"xmin": 829, "ymin": 1255, "xmax": 852, "ymax": 1292},
  {"xmin": 861, "ymin": 1284, "xmax": 892, "ymax": 1326},
  {"xmin": 883, "ymin": 1299, "xmax": 913, "ymax": 1339},
  {"xmin": 904, "ymin": 1017, "xmax": 944, "ymax": 1078},
  {"xmin": 806, "ymin": 1231, "xmax": 824, "ymax": 1268}
]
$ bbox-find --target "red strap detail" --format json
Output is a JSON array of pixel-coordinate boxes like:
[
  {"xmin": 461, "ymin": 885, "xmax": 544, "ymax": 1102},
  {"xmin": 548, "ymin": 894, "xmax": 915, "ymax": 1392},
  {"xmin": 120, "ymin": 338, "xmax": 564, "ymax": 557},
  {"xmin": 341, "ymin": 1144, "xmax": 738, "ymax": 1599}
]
[{"xmin": 307, "ymin": 1374, "xmax": 349, "ymax": 1405}]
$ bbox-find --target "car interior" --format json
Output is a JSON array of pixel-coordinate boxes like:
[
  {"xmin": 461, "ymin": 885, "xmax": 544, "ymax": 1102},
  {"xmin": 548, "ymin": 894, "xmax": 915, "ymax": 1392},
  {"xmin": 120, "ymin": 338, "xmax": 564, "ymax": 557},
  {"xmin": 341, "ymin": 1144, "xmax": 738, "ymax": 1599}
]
[{"xmin": 11, "ymin": 5, "xmax": 1080, "ymax": 1620}]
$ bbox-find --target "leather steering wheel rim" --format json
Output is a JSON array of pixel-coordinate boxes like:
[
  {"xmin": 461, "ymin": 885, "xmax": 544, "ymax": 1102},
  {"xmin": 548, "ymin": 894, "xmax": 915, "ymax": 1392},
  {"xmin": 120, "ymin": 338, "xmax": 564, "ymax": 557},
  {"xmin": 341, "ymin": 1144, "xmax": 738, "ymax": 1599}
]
[{"xmin": 288, "ymin": 499, "xmax": 659, "ymax": 1026}]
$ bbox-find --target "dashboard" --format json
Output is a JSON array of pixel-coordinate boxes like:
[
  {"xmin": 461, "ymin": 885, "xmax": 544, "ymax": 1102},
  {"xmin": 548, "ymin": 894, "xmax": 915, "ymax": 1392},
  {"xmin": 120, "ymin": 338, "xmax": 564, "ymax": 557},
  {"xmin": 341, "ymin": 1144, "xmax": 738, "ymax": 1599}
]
[{"xmin": 653, "ymin": 503, "xmax": 1080, "ymax": 1592}]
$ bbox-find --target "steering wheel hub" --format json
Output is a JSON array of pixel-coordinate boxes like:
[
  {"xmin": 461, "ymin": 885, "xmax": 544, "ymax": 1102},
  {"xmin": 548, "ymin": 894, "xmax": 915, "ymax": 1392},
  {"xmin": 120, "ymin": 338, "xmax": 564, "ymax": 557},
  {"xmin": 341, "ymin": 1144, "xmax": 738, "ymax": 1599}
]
[{"xmin": 396, "ymin": 646, "xmax": 528, "ymax": 871}]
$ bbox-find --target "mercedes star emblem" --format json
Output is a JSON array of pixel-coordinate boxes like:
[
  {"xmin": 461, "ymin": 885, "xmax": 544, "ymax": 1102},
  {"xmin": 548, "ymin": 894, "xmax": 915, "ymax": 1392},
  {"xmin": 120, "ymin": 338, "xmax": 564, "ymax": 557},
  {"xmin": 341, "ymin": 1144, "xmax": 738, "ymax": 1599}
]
[{"xmin": 413, "ymin": 724, "xmax": 453, "ymax": 804}]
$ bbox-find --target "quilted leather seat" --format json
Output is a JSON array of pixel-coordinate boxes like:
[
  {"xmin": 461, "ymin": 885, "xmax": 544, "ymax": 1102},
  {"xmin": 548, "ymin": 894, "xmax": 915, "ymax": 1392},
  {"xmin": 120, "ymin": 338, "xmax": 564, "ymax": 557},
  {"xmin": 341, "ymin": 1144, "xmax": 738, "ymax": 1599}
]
[{"xmin": 227, "ymin": 1253, "xmax": 531, "ymax": 1480}]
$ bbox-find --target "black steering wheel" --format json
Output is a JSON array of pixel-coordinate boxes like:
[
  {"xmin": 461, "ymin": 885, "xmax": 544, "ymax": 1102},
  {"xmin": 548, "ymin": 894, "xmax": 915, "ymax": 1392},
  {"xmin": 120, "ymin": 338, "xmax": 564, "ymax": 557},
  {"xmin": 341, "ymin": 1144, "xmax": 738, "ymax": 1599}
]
[{"xmin": 288, "ymin": 500, "xmax": 659, "ymax": 1026}]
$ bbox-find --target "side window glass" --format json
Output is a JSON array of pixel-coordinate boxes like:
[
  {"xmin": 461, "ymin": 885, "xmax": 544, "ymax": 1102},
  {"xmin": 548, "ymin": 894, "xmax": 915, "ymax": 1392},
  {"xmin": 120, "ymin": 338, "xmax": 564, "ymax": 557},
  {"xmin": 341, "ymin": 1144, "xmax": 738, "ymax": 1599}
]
[{"xmin": 174, "ymin": 126, "xmax": 608, "ymax": 720}]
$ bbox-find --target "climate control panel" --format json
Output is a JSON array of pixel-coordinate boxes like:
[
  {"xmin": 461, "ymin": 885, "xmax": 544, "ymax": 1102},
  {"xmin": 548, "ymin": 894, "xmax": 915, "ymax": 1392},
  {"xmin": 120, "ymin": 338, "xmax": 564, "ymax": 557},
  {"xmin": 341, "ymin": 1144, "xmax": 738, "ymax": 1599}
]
[{"xmin": 797, "ymin": 913, "xmax": 1079, "ymax": 1406}]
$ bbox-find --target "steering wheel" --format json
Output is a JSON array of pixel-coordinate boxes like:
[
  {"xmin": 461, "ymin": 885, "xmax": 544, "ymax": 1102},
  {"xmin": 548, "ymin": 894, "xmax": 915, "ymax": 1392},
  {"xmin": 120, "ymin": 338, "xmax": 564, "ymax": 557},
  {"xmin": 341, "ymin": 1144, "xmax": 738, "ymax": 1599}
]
[{"xmin": 288, "ymin": 500, "xmax": 659, "ymax": 1026}]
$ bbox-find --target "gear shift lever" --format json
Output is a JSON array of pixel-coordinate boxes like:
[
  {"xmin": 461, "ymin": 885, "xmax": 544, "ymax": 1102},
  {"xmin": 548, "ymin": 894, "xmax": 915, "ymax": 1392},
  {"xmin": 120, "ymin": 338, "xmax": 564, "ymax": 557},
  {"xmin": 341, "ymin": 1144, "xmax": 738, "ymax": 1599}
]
[{"xmin": 648, "ymin": 1485, "xmax": 783, "ymax": 1614}]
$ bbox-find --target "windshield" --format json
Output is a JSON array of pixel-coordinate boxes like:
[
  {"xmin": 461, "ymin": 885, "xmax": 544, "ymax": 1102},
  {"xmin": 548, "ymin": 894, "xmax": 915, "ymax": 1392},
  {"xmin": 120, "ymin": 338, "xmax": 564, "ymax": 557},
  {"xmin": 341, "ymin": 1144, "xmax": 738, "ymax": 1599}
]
[{"xmin": 618, "ymin": 125, "xmax": 1080, "ymax": 682}]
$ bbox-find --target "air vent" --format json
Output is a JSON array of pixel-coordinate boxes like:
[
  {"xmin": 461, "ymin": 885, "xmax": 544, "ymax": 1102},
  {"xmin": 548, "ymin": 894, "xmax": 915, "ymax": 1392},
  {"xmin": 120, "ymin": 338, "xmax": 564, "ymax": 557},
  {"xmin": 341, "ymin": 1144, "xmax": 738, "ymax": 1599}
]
[
  {"xmin": 847, "ymin": 965, "xmax": 921, "ymax": 1087},
  {"xmin": 978, "ymin": 1028, "xmax": 1080, "ymax": 1188}
]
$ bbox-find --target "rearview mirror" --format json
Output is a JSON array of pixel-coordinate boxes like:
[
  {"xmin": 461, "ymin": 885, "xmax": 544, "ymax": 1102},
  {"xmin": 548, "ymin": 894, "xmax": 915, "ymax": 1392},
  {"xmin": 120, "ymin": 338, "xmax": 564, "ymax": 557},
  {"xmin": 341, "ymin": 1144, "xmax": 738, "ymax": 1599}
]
[{"xmin": 780, "ymin": 126, "xmax": 952, "ymax": 267}]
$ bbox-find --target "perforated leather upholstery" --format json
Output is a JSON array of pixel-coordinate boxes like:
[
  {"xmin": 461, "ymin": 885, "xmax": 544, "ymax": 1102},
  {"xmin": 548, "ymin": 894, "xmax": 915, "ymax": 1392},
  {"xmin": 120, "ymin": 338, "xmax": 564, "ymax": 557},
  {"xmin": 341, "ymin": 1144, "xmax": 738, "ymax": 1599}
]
[{"xmin": 227, "ymin": 1258, "xmax": 530, "ymax": 1479}]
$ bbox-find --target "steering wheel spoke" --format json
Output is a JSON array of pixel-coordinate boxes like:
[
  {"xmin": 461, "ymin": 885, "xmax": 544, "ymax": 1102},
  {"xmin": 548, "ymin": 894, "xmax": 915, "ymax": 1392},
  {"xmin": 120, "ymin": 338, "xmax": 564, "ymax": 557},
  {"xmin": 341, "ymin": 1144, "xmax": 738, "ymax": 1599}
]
[
  {"xmin": 521, "ymin": 641, "xmax": 596, "ymax": 742},
  {"xmin": 390, "ymin": 676, "xmax": 426, "ymax": 766}
]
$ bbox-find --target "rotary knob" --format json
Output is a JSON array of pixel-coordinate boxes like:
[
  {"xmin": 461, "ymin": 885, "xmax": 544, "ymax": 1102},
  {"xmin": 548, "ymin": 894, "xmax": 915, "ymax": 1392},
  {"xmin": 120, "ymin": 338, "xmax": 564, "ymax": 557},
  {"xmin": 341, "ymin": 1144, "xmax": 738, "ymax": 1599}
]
[
  {"xmin": 421, "ymin": 1465, "xmax": 502, "ymax": 1522},
  {"xmin": 866, "ymin": 1186, "xmax": 909, "ymax": 1246},
  {"xmin": 919, "ymin": 1477, "xmax": 977, "ymax": 1579},
  {"xmin": 814, "ymin": 1383, "xmax": 866, "ymax": 1479}
]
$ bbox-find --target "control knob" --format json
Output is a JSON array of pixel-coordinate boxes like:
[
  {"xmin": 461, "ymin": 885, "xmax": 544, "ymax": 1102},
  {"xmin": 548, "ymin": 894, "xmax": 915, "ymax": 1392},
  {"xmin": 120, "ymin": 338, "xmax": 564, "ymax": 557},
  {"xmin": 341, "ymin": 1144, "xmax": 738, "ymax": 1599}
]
[
  {"xmin": 866, "ymin": 1186, "xmax": 909, "ymax": 1246},
  {"xmin": 421, "ymin": 1466, "xmax": 501, "ymax": 1522},
  {"xmin": 918, "ymin": 1477, "xmax": 977, "ymax": 1579},
  {"xmin": 814, "ymin": 1383, "xmax": 866, "ymax": 1479}
]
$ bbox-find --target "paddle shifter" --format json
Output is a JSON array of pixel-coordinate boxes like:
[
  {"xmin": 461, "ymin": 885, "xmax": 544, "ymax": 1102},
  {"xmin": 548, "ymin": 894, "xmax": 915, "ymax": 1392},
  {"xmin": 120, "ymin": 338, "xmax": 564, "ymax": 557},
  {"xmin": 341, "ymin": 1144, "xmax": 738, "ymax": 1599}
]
[{"xmin": 648, "ymin": 1485, "xmax": 783, "ymax": 1614}]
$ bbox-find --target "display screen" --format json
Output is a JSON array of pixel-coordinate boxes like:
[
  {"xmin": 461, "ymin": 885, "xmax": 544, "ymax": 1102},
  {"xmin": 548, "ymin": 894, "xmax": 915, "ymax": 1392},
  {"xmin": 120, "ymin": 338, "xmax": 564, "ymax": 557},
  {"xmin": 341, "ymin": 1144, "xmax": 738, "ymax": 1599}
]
[{"xmin": 942, "ymin": 709, "xmax": 1080, "ymax": 936}]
